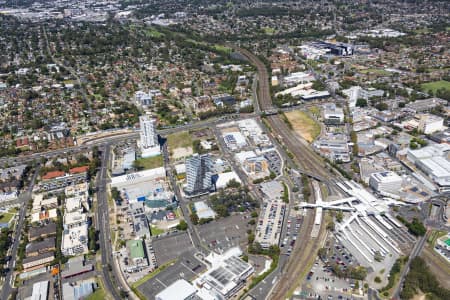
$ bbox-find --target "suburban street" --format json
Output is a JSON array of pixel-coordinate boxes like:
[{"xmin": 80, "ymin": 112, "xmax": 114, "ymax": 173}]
[{"xmin": 0, "ymin": 166, "xmax": 40, "ymax": 300}]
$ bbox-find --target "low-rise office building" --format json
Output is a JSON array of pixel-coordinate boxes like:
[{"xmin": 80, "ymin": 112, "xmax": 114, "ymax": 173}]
[
  {"xmin": 61, "ymin": 223, "xmax": 89, "ymax": 256},
  {"xmin": 25, "ymin": 237, "xmax": 56, "ymax": 257},
  {"xmin": 369, "ymin": 171, "xmax": 403, "ymax": 194},
  {"xmin": 155, "ymin": 279, "xmax": 198, "ymax": 300},
  {"xmin": 195, "ymin": 247, "xmax": 254, "ymax": 299},
  {"xmin": 323, "ymin": 103, "xmax": 344, "ymax": 124},
  {"xmin": 23, "ymin": 252, "xmax": 54, "ymax": 272},
  {"xmin": 407, "ymin": 144, "xmax": 450, "ymax": 191},
  {"xmin": 418, "ymin": 114, "xmax": 444, "ymax": 134},
  {"xmin": 29, "ymin": 223, "xmax": 57, "ymax": 241}
]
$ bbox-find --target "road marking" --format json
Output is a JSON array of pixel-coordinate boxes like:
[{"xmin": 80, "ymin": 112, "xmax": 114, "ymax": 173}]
[{"xmin": 181, "ymin": 262, "xmax": 199, "ymax": 275}]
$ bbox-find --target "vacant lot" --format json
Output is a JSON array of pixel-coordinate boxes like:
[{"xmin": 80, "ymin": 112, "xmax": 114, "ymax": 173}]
[
  {"xmin": 134, "ymin": 155, "xmax": 163, "ymax": 170},
  {"xmin": 421, "ymin": 80, "xmax": 450, "ymax": 94},
  {"xmin": 284, "ymin": 110, "xmax": 321, "ymax": 143},
  {"xmin": 167, "ymin": 131, "xmax": 192, "ymax": 150}
]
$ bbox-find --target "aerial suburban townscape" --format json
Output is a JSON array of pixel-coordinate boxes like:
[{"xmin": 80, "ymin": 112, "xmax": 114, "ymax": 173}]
[{"xmin": 0, "ymin": 0, "xmax": 449, "ymax": 300}]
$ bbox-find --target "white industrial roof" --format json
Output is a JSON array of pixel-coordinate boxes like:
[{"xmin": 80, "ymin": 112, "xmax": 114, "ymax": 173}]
[
  {"xmin": 194, "ymin": 201, "xmax": 216, "ymax": 219},
  {"xmin": 196, "ymin": 247, "xmax": 253, "ymax": 298},
  {"xmin": 155, "ymin": 279, "xmax": 197, "ymax": 300},
  {"xmin": 31, "ymin": 280, "xmax": 49, "ymax": 300},
  {"xmin": 175, "ymin": 163, "xmax": 186, "ymax": 174},
  {"xmin": 64, "ymin": 211, "xmax": 87, "ymax": 225},
  {"xmin": 421, "ymin": 157, "xmax": 450, "ymax": 178},
  {"xmin": 409, "ymin": 144, "xmax": 450, "ymax": 159},
  {"xmin": 370, "ymin": 171, "xmax": 402, "ymax": 183},
  {"xmin": 215, "ymin": 172, "xmax": 241, "ymax": 189},
  {"xmin": 223, "ymin": 132, "xmax": 247, "ymax": 147},
  {"xmin": 235, "ymin": 151, "xmax": 256, "ymax": 164},
  {"xmin": 110, "ymin": 167, "xmax": 165, "ymax": 186}
]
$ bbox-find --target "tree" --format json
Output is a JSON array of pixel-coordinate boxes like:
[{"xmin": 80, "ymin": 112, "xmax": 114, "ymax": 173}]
[
  {"xmin": 226, "ymin": 179, "xmax": 241, "ymax": 189},
  {"xmin": 190, "ymin": 213, "xmax": 199, "ymax": 225},
  {"xmin": 406, "ymin": 218, "xmax": 426, "ymax": 236},
  {"xmin": 247, "ymin": 232, "xmax": 255, "ymax": 244},
  {"xmin": 88, "ymin": 227, "xmax": 97, "ymax": 251},
  {"xmin": 356, "ymin": 98, "xmax": 367, "ymax": 107},
  {"xmin": 375, "ymin": 102, "xmax": 388, "ymax": 111},
  {"xmin": 327, "ymin": 220, "xmax": 335, "ymax": 231},
  {"xmin": 312, "ymin": 80, "xmax": 326, "ymax": 91},
  {"xmin": 176, "ymin": 220, "xmax": 188, "ymax": 231},
  {"xmin": 318, "ymin": 247, "xmax": 327, "ymax": 260},
  {"xmin": 336, "ymin": 211, "xmax": 344, "ymax": 223}
]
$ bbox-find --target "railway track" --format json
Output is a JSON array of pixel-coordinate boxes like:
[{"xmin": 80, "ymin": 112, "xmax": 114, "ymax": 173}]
[
  {"xmin": 234, "ymin": 46, "xmax": 331, "ymax": 179},
  {"xmin": 234, "ymin": 46, "xmax": 335, "ymax": 299}
]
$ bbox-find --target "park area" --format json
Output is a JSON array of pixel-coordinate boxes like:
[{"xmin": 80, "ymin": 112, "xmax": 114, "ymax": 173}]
[
  {"xmin": 284, "ymin": 110, "xmax": 321, "ymax": 143},
  {"xmin": 421, "ymin": 80, "xmax": 450, "ymax": 94},
  {"xmin": 0, "ymin": 208, "xmax": 18, "ymax": 226}
]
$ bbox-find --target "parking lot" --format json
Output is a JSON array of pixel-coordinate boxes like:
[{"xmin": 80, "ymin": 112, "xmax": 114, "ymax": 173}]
[
  {"xmin": 301, "ymin": 260, "xmax": 358, "ymax": 300},
  {"xmin": 137, "ymin": 251, "xmax": 206, "ymax": 300},
  {"xmin": 197, "ymin": 214, "xmax": 251, "ymax": 253},
  {"xmin": 435, "ymin": 243, "xmax": 450, "ymax": 263},
  {"xmin": 255, "ymin": 199, "xmax": 285, "ymax": 249},
  {"xmin": 321, "ymin": 238, "xmax": 358, "ymax": 271},
  {"xmin": 281, "ymin": 214, "xmax": 303, "ymax": 255},
  {"xmin": 263, "ymin": 150, "xmax": 282, "ymax": 177},
  {"xmin": 152, "ymin": 232, "xmax": 195, "ymax": 265}
]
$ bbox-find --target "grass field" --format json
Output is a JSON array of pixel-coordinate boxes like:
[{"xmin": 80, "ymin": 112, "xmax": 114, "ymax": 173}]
[
  {"xmin": 360, "ymin": 68, "xmax": 390, "ymax": 76},
  {"xmin": 146, "ymin": 27, "xmax": 163, "ymax": 38},
  {"xmin": 308, "ymin": 106, "xmax": 320, "ymax": 118},
  {"xmin": 213, "ymin": 44, "xmax": 231, "ymax": 53},
  {"xmin": 86, "ymin": 288, "xmax": 106, "ymax": 300},
  {"xmin": 86, "ymin": 279, "xmax": 109, "ymax": 300},
  {"xmin": 167, "ymin": 131, "xmax": 192, "ymax": 150},
  {"xmin": 263, "ymin": 27, "xmax": 276, "ymax": 35},
  {"xmin": 150, "ymin": 225, "xmax": 165, "ymax": 236},
  {"xmin": 428, "ymin": 230, "xmax": 447, "ymax": 246},
  {"xmin": 284, "ymin": 110, "xmax": 321, "ymax": 143},
  {"xmin": 422, "ymin": 246, "xmax": 450, "ymax": 289},
  {"xmin": 421, "ymin": 80, "xmax": 450, "ymax": 93},
  {"xmin": 134, "ymin": 155, "xmax": 164, "ymax": 170},
  {"xmin": 0, "ymin": 212, "xmax": 15, "ymax": 224},
  {"xmin": 185, "ymin": 39, "xmax": 230, "ymax": 53}
]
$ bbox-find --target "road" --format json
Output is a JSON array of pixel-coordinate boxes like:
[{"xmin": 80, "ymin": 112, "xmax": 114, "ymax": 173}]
[
  {"xmin": 0, "ymin": 166, "xmax": 40, "ymax": 300},
  {"xmin": 161, "ymin": 141, "xmax": 204, "ymax": 252},
  {"xmin": 0, "ymin": 113, "xmax": 256, "ymax": 166},
  {"xmin": 42, "ymin": 26, "xmax": 91, "ymax": 115},
  {"xmin": 95, "ymin": 144, "xmax": 125, "ymax": 299}
]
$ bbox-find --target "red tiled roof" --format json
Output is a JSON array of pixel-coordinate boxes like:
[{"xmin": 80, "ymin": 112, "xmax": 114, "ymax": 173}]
[
  {"xmin": 42, "ymin": 171, "xmax": 65, "ymax": 180},
  {"xmin": 16, "ymin": 137, "xmax": 29, "ymax": 147},
  {"xmin": 69, "ymin": 166, "xmax": 89, "ymax": 174}
]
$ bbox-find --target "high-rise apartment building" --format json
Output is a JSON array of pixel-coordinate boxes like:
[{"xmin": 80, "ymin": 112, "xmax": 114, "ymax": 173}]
[
  {"xmin": 139, "ymin": 115, "xmax": 160, "ymax": 157},
  {"xmin": 185, "ymin": 154, "xmax": 213, "ymax": 196}
]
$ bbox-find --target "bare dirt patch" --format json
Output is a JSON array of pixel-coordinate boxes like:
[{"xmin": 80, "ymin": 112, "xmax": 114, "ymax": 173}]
[{"xmin": 284, "ymin": 110, "xmax": 321, "ymax": 143}]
